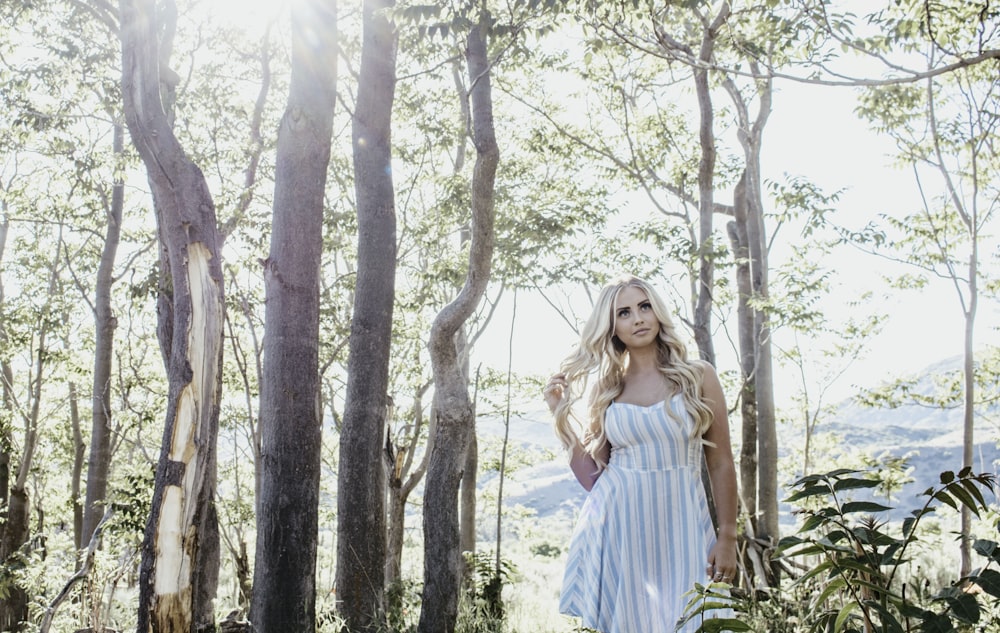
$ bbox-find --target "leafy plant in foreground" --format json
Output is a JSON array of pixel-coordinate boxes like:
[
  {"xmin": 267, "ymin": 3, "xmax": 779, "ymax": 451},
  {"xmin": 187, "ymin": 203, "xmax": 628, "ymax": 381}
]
[{"xmin": 777, "ymin": 467, "xmax": 998, "ymax": 632}]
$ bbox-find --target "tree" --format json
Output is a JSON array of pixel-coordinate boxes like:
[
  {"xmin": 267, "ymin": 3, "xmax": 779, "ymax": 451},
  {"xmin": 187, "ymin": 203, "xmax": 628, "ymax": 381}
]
[
  {"xmin": 335, "ymin": 0, "xmax": 397, "ymax": 628},
  {"xmin": 119, "ymin": 0, "xmax": 225, "ymax": 629},
  {"xmin": 851, "ymin": 59, "xmax": 999, "ymax": 576},
  {"xmin": 250, "ymin": 1, "xmax": 338, "ymax": 631},
  {"xmin": 420, "ymin": 19, "xmax": 499, "ymax": 633},
  {"xmin": 81, "ymin": 122, "xmax": 125, "ymax": 548}
]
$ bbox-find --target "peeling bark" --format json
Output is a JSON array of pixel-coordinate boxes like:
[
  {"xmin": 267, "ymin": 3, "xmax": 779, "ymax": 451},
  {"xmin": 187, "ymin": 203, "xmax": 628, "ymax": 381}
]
[{"xmin": 119, "ymin": 0, "xmax": 224, "ymax": 630}]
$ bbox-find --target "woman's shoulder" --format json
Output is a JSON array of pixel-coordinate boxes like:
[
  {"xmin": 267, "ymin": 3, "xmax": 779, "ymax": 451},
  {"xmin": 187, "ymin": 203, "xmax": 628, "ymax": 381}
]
[{"xmin": 688, "ymin": 358, "xmax": 716, "ymax": 374}]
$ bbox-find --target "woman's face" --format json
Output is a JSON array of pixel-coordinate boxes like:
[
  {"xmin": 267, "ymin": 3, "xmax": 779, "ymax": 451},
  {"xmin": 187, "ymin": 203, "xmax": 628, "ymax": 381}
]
[{"xmin": 612, "ymin": 285, "xmax": 660, "ymax": 350}]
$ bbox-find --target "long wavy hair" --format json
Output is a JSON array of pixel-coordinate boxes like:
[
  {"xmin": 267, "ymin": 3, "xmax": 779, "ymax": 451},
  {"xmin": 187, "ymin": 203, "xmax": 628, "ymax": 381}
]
[{"xmin": 552, "ymin": 275, "xmax": 714, "ymax": 469}]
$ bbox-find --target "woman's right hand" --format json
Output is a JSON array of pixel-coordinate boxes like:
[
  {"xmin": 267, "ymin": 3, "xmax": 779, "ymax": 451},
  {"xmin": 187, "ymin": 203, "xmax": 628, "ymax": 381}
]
[{"xmin": 543, "ymin": 372, "xmax": 568, "ymax": 414}]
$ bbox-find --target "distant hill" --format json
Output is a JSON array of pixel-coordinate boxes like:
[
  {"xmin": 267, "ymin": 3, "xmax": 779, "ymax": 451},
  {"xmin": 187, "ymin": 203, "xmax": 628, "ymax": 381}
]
[{"xmin": 480, "ymin": 357, "xmax": 1000, "ymax": 531}]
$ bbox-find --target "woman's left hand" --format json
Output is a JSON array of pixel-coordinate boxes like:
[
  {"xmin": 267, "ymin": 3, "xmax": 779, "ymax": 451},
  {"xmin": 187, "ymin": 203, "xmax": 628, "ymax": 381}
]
[{"xmin": 706, "ymin": 535, "xmax": 738, "ymax": 584}]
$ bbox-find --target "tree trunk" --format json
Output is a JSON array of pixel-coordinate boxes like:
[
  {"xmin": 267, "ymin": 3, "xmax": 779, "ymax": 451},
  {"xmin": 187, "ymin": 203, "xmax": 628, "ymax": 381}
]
[
  {"xmin": 723, "ymin": 67, "xmax": 778, "ymax": 582},
  {"xmin": 745, "ymin": 140, "xmax": 779, "ymax": 570},
  {"xmin": 419, "ymin": 24, "xmax": 498, "ymax": 633},
  {"xmin": 250, "ymin": 2, "xmax": 337, "ymax": 631},
  {"xmin": 0, "ymin": 489, "xmax": 29, "ymax": 631},
  {"xmin": 119, "ymin": 1, "xmax": 224, "ymax": 630},
  {"xmin": 70, "ymin": 382, "xmax": 85, "ymax": 552},
  {"xmin": 82, "ymin": 122, "xmax": 124, "ymax": 546},
  {"xmin": 690, "ymin": 7, "xmax": 727, "ymax": 366},
  {"xmin": 0, "ymin": 219, "xmax": 23, "ymax": 632},
  {"xmin": 960, "ymin": 248, "xmax": 977, "ymax": 577},
  {"xmin": 335, "ymin": 0, "xmax": 396, "ymax": 629},
  {"xmin": 727, "ymin": 174, "xmax": 757, "ymax": 524},
  {"xmin": 385, "ymin": 388, "xmax": 432, "ymax": 589}
]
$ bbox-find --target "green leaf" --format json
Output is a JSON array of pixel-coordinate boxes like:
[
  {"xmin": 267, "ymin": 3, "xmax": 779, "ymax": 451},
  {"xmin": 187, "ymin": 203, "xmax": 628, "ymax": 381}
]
[
  {"xmin": 834, "ymin": 602, "xmax": 857, "ymax": 632},
  {"xmin": 973, "ymin": 539, "xmax": 1000, "ymax": 565},
  {"xmin": 940, "ymin": 471, "xmax": 956, "ymax": 484},
  {"xmin": 918, "ymin": 611, "xmax": 953, "ymax": 632},
  {"xmin": 944, "ymin": 592, "xmax": 980, "ymax": 624},
  {"xmin": 960, "ymin": 478, "xmax": 988, "ymax": 508},
  {"xmin": 786, "ymin": 483, "xmax": 833, "ymax": 502},
  {"xmin": 932, "ymin": 490, "xmax": 958, "ymax": 511},
  {"xmin": 841, "ymin": 501, "xmax": 894, "ymax": 514},
  {"xmin": 944, "ymin": 482, "xmax": 980, "ymax": 516},
  {"xmin": 972, "ymin": 569, "xmax": 1000, "ymax": 598},
  {"xmin": 815, "ymin": 576, "xmax": 847, "ymax": 606},
  {"xmin": 832, "ymin": 477, "xmax": 881, "ymax": 492}
]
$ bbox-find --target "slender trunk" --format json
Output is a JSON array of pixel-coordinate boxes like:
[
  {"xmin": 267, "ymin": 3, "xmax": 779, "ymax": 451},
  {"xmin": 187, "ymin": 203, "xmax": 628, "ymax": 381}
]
[
  {"xmin": 690, "ymin": 9, "xmax": 724, "ymax": 365},
  {"xmin": 727, "ymin": 174, "xmax": 757, "ymax": 525},
  {"xmin": 385, "ymin": 390, "xmax": 432, "ymax": 589},
  {"xmin": 120, "ymin": 1, "xmax": 224, "ymax": 629},
  {"xmin": 0, "ymin": 217, "xmax": 10, "ymax": 515},
  {"xmin": 419, "ymin": 24, "xmax": 498, "ymax": 633},
  {"xmin": 82, "ymin": 123, "xmax": 124, "ymax": 545},
  {"xmin": 723, "ymin": 67, "xmax": 778, "ymax": 580},
  {"xmin": 336, "ymin": 0, "xmax": 396, "ymax": 629},
  {"xmin": 70, "ymin": 382, "xmax": 85, "ymax": 552},
  {"xmin": 0, "ymin": 489, "xmax": 29, "ymax": 631},
  {"xmin": 385, "ymin": 486, "xmax": 407, "ymax": 588},
  {"xmin": 960, "ymin": 248, "xmax": 977, "ymax": 577},
  {"xmin": 0, "ymin": 220, "xmax": 20, "ymax": 631},
  {"xmin": 251, "ymin": 1, "xmax": 337, "ymax": 631}
]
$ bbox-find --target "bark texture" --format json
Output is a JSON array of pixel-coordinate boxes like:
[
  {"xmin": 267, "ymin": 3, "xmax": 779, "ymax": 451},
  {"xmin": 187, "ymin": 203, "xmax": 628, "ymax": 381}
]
[
  {"xmin": 419, "ymin": 25, "xmax": 498, "ymax": 633},
  {"xmin": 119, "ymin": 0, "xmax": 224, "ymax": 630},
  {"xmin": 722, "ymin": 65, "xmax": 779, "ymax": 581},
  {"xmin": 250, "ymin": 1, "xmax": 337, "ymax": 631},
  {"xmin": 335, "ymin": 0, "xmax": 396, "ymax": 629}
]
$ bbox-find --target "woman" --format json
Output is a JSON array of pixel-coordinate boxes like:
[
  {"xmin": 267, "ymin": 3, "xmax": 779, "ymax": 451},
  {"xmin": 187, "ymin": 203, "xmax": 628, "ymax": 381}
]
[{"xmin": 543, "ymin": 274, "xmax": 738, "ymax": 633}]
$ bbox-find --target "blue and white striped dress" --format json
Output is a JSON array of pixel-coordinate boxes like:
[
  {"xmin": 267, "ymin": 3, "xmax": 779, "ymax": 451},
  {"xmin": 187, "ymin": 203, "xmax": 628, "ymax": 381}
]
[{"xmin": 559, "ymin": 393, "xmax": 726, "ymax": 632}]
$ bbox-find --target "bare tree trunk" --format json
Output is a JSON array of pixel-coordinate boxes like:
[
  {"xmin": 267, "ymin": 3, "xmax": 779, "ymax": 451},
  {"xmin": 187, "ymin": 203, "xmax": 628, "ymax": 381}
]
[
  {"xmin": 69, "ymin": 382, "xmax": 85, "ymax": 552},
  {"xmin": 689, "ymin": 4, "xmax": 729, "ymax": 365},
  {"xmin": 960, "ymin": 249, "xmax": 977, "ymax": 576},
  {"xmin": 119, "ymin": 1, "xmax": 224, "ymax": 630},
  {"xmin": 250, "ymin": 1, "xmax": 337, "ymax": 631},
  {"xmin": 0, "ymin": 216, "xmax": 9, "ymax": 516},
  {"xmin": 82, "ymin": 122, "xmax": 124, "ymax": 545},
  {"xmin": 0, "ymin": 219, "xmax": 19, "ymax": 631},
  {"xmin": 336, "ymin": 0, "xmax": 396, "ymax": 629},
  {"xmin": 385, "ymin": 388, "xmax": 431, "ymax": 589},
  {"xmin": 0, "ymin": 489, "xmax": 29, "ymax": 631},
  {"xmin": 727, "ymin": 173, "xmax": 757, "ymax": 518},
  {"xmin": 419, "ymin": 24, "xmax": 498, "ymax": 633},
  {"xmin": 723, "ymin": 67, "xmax": 778, "ymax": 582}
]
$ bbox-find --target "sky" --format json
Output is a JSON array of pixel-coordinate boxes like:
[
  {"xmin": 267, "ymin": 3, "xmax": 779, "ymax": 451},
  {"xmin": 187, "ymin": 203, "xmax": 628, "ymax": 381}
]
[{"xmin": 473, "ymin": 70, "xmax": 1000, "ymax": 413}]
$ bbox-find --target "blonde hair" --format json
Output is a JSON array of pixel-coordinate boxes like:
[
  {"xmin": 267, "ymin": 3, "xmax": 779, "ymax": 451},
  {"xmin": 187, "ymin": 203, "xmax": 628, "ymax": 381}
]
[{"xmin": 552, "ymin": 274, "xmax": 714, "ymax": 469}]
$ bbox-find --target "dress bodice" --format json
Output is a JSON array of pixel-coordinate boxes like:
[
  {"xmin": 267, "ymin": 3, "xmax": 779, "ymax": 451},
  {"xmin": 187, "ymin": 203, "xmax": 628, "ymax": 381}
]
[{"xmin": 605, "ymin": 393, "xmax": 702, "ymax": 472}]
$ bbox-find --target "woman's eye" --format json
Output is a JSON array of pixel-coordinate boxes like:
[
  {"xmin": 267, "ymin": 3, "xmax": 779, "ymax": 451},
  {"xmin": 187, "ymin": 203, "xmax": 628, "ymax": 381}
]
[{"xmin": 617, "ymin": 309, "xmax": 628, "ymax": 318}]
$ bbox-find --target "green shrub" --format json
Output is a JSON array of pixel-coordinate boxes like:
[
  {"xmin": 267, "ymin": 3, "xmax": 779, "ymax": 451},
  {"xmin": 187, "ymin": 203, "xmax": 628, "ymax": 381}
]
[{"xmin": 686, "ymin": 466, "xmax": 999, "ymax": 633}]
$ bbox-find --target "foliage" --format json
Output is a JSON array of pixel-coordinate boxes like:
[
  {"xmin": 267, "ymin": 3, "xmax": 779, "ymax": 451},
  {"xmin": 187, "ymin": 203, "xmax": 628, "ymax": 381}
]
[
  {"xmin": 698, "ymin": 466, "xmax": 1000, "ymax": 633},
  {"xmin": 461, "ymin": 550, "xmax": 519, "ymax": 632}
]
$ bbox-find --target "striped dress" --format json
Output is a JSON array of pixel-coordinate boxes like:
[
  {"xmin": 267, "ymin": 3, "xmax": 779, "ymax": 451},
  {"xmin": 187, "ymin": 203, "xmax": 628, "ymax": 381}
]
[{"xmin": 559, "ymin": 393, "xmax": 727, "ymax": 632}]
